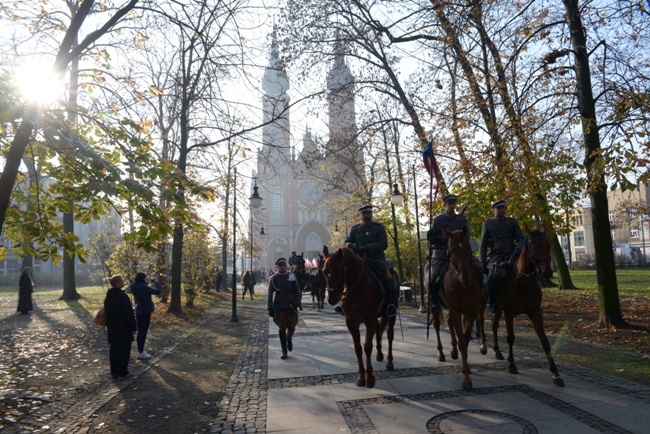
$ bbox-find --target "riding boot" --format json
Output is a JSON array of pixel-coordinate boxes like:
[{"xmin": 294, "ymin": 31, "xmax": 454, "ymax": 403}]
[
  {"xmin": 334, "ymin": 303, "xmax": 343, "ymax": 314},
  {"xmin": 487, "ymin": 281, "xmax": 501, "ymax": 314},
  {"xmin": 430, "ymin": 280, "xmax": 442, "ymax": 312},
  {"xmin": 279, "ymin": 331, "xmax": 288, "ymax": 359},
  {"xmin": 384, "ymin": 278, "xmax": 397, "ymax": 317},
  {"xmin": 287, "ymin": 331, "xmax": 294, "ymax": 352}
]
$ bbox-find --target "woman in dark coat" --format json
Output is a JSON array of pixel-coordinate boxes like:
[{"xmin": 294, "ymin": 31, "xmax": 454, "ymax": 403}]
[
  {"xmin": 129, "ymin": 272, "xmax": 161, "ymax": 360},
  {"xmin": 17, "ymin": 267, "xmax": 34, "ymax": 315},
  {"xmin": 104, "ymin": 275, "xmax": 137, "ymax": 379}
]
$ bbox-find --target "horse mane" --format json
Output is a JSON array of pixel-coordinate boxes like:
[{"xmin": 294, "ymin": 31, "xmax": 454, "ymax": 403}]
[{"xmin": 529, "ymin": 230, "xmax": 544, "ymax": 240}]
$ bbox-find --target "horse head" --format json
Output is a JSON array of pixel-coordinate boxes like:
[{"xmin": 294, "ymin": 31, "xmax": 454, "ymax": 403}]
[
  {"xmin": 524, "ymin": 225, "xmax": 553, "ymax": 279},
  {"xmin": 322, "ymin": 245, "xmax": 344, "ymax": 306},
  {"xmin": 443, "ymin": 224, "xmax": 473, "ymax": 288}
]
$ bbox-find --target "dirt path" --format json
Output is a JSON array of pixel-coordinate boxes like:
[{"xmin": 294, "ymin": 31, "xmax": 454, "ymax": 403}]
[{"xmin": 0, "ymin": 290, "xmax": 259, "ymax": 433}]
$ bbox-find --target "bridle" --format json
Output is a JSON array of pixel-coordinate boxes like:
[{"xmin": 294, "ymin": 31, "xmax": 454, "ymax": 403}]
[
  {"xmin": 517, "ymin": 235, "xmax": 551, "ymax": 283},
  {"xmin": 448, "ymin": 237, "xmax": 473, "ymax": 288},
  {"xmin": 325, "ymin": 254, "xmax": 366, "ymax": 302}
]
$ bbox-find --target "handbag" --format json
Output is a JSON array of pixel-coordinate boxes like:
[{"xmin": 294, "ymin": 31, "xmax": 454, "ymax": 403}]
[{"xmin": 93, "ymin": 307, "xmax": 107, "ymax": 327}]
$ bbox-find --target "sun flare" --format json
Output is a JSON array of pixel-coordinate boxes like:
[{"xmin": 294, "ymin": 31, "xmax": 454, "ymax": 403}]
[{"xmin": 14, "ymin": 59, "xmax": 62, "ymax": 105}]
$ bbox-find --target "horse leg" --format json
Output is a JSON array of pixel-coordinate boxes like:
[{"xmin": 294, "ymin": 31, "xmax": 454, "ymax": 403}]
[
  {"xmin": 386, "ymin": 316, "xmax": 395, "ymax": 371},
  {"xmin": 492, "ymin": 310, "xmax": 504, "ymax": 360},
  {"xmin": 347, "ymin": 323, "xmax": 366, "ymax": 387},
  {"xmin": 505, "ymin": 313, "xmax": 518, "ymax": 374},
  {"xmin": 478, "ymin": 306, "xmax": 488, "ymax": 355},
  {"xmin": 450, "ymin": 311, "xmax": 472, "ymax": 390},
  {"xmin": 528, "ymin": 310, "xmax": 565, "ymax": 387},
  {"xmin": 364, "ymin": 321, "xmax": 376, "ymax": 388},
  {"xmin": 375, "ymin": 316, "xmax": 384, "ymax": 362},
  {"xmin": 433, "ymin": 309, "xmax": 445, "ymax": 362},
  {"xmin": 448, "ymin": 315, "xmax": 459, "ymax": 360}
]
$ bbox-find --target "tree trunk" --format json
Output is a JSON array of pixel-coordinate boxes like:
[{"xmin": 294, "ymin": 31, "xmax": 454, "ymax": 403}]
[
  {"xmin": 563, "ymin": 0, "xmax": 625, "ymax": 327},
  {"xmin": 61, "ymin": 20, "xmax": 80, "ymax": 301},
  {"xmin": 168, "ymin": 224, "xmax": 184, "ymax": 313},
  {"xmin": 550, "ymin": 235, "xmax": 576, "ymax": 289}
]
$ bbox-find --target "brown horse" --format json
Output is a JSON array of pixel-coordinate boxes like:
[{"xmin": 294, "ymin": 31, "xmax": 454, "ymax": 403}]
[
  {"xmin": 306, "ymin": 254, "xmax": 327, "ymax": 310},
  {"xmin": 322, "ymin": 246, "xmax": 396, "ymax": 388},
  {"xmin": 428, "ymin": 225, "xmax": 487, "ymax": 390},
  {"xmin": 491, "ymin": 226, "xmax": 565, "ymax": 387}
]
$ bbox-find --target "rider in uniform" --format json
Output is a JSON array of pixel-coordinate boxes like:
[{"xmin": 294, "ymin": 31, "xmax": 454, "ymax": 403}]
[
  {"xmin": 267, "ymin": 258, "xmax": 302, "ymax": 359},
  {"xmin": 479, "ymin": 199, "xmax": 525, "ymax": 313},
  {"xmin": 345, "ymin": 204, "xmax": 398, "ymax": 317},
  {"xmin": 427, "ymin": 194, "xmax": 470, "ymax": 311},
  {"xmin": 288, "ymin": 251, "xmax": 299, "ymax": 267}
]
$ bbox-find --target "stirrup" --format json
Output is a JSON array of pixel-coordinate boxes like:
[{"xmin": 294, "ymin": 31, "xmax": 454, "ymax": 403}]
[
  {"xmin": 387, "ymin": 304, "xmax": 397, "ymax": 317},
  {"xmin": 334, "ymin": 304, "xmax": 343, "ymax": 315}
]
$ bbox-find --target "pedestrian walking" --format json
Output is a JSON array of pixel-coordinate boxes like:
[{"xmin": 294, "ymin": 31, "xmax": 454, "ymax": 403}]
[
  {"xmin": 17, "ymin": 266, "xmax": 34, "ymax": 315},
  {"xmin": 104, "ymin": 275, "xmax": 137, "ymax": 380},
  {"xmin": 129, "ymin": 272, "xmax": 161, "ymax": 360},
  {"xmin": 267, "ymin": 258, "xmax": 301, "ymax": 360}
]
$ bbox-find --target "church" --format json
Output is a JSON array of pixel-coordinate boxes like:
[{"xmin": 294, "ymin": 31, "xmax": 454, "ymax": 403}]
[{"xmin": 252, "ymin": 31, "xmax": 365, "ymax": 269}]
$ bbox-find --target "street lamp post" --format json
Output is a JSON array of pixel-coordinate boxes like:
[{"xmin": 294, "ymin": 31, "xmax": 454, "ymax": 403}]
[{"xmin": 231, "ymin": 171, "xmax": 263, "ymax": 322}]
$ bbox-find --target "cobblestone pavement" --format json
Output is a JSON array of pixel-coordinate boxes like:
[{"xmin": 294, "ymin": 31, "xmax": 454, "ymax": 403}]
[{"xmin": 211, "ymin": 301, "xmax": 650, "ymax": 434}]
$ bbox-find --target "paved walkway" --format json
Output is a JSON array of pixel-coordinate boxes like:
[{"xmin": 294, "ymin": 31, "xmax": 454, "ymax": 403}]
[{"xmin": 212, "ymin": 295, "xmax": 650, "ymax": 434}]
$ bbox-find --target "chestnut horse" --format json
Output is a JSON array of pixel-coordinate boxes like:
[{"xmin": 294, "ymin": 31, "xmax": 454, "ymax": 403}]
[
  {"xmin": 491, "ymin": 226, "xmax": 565, "ymax": 387},
  {"xmin": 428, "ymin": 225, "xmax": 487, "ymax": 390},
  {"xmin": 322, "ymin": 246, "xmax": 396, "ymax": 388}
]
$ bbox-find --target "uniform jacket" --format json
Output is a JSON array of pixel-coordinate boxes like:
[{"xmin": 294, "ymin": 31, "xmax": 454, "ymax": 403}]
[
  {"xmin": 130, "ymin": 281, "xmax": 162, "ymax": 315},
  {"xmin": 345, "ymin": 221, "xmax": 388, "ymax": 263},
  {"xmin": 479, "ymin": 217, "xmax": 525, "ymax": 264},
  {"xmin": 104, "ymin": 287, "xmax": 137, "ymax": 345},
  {"xmin": 267, "ymin": 271, "xmax": 301, "ymax": 311},
  {"xmin": 428, "ymin": 213, "xmax": 470, "ymax": 252}
]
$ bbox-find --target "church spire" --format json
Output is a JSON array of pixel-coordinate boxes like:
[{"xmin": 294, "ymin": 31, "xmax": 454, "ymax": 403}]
[
  {"xmin": 262, "ymin": 25, "xmax": 289, "ymax": 97},
  {"xmin": 268, "ymin": 24, "xmax": 281, "ymax": 69}
]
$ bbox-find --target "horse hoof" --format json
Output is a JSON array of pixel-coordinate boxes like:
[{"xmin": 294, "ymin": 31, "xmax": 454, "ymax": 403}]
[
  {"xmin": 495, "ymin": 351, "xmax": 504, "ymax": 360},
  {"xmin": 366, "ymin": 376, "xmax": 376, "ymax": 388},
  {"xmin": 480, "ymin": 345, "xmax": 488, "ymax": 355},
  {"xmin": 462, "ymin": 379, "xmax": 473, "ymax": 391},
  {"xmin": 438, "ymin": 354, "xmax": 446, "ymax": 362},
  {"xmin": 553, "ymin": 376, "xmax": 565, "ymax": 387},
  {"xmin": 509, "ymin": 364, "xmax": 519, "ymax": 375},
  {"xmin": 356, "ymin": 379, "xmax": 365, "ymax": 387},
  {"xmin": 386, "ymin": 362, "xmax": 394, "ymax": 371},
  {"xmin": 451, "ymin": 350, "xmax": 459, "ymax": 360},
  {"xmin": 376, "ymin": 353, "xmax": 384, "ymax": 362}
]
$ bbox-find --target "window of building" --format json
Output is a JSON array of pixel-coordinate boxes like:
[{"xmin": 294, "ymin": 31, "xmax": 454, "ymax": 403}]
[
  {"xmin": 609, "ymin": 211, "xmax": 614, "ymax": 222},
  {"xmin": 573, "ymin": 215, "xmax": 583, "ymax": 226},
  {"xmin": 611, "ymin": 230, "xmax": 616, "ymax": 241},
  {"xmin": 576, "ymin": 252, "xmax": 585, "ymax": 261},
  {"xmin": 574, "ymin": 231, "xmax": 585, "ymax": 247},
  {"xmin": 269, "ymin": 185, "xmax": 284, "ymax": 225},
  {"xmin": 630, "ymin": 227, "xmax": 640, "ymax": 238}
]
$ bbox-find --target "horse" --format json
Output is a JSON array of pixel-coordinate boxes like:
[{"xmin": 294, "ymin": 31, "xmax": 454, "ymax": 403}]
[
  {"xmin": 322, "ymin": 245, "xmax": 396, "ymax": 388},
  {"xmin": 491, "ymin": 226, "xmax": 565, "ymax": 387},
  {"xmin": 426, "ymin": 225, "xmax": 487, "ymax": 390},
  {"xmin": 306, "ymin": 254, "xmax": 326, "ymax": 310}
]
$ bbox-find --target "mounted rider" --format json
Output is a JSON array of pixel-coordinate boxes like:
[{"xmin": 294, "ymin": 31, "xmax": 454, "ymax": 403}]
[
  {"xmin": 345, "ymin": 204, "xmax": 398, "ymax": 318},
  {"xmin": 267, "ymin": 257, "xmax": 302, "ymax": 359},
  {"xmin": 479, "ymin": 199, "xmax": 525, "ymax": 313},
  {"xmin": 288, "ymin": 251, "xmax": 299, "ymax": 267},
  {"xmin": 427, "ymin": 194, "xmax": 471, "ymax": 311}
]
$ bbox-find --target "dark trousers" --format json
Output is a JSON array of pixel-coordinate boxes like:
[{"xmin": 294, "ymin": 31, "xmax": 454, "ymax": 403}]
[
  {"xmin": 136, "ymin": 313, "xmax": 151, "ymax": 353},
  {"xmin": 109, "ymin": 342, "xmax": 132, "ymax": 376}
]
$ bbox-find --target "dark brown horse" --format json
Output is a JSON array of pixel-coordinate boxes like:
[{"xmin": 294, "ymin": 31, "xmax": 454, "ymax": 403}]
[
  {"xmin": 322, "ymin": 246, "xmax": 396, "ymax": 388},
  {"xmin": 428, "ymin": 225, "xmax": 487, "ymax": 390},
  {"xmin": 491, "ymin": 226, "xmax": 565, "ymax": 387}
]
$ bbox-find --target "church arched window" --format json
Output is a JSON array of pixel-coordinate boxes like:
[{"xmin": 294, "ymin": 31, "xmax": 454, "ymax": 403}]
[{"xmin": 269, "ymin": 184, "xmax": 284, "ymax": 225}]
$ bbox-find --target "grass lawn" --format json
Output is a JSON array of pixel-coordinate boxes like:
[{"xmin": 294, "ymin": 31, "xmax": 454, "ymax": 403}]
[{"xmin": 566, "ymin": 268, "xmax": 650, "ymax": 299}]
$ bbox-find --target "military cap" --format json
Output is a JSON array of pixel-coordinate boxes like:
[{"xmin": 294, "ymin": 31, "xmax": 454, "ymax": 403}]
[
  {"xmin": 491, "ymin": 199, "xmax": 507, "ymax": 208},
  {"xmin": 358, "ymin": 204, "xmax": 375, "ymax": 213},
  {"xmin": 275, "ymin": 258, "xmax": 288, "ymax": 266},
  {"xmin": 443, "ymin": 194, "xmax": 458, "ymax": 203}
]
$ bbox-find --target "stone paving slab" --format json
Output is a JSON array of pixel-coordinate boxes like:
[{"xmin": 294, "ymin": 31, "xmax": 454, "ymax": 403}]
[{"xmin": 212, "ymin": 294, "xmax": 650, "ymax": 433}]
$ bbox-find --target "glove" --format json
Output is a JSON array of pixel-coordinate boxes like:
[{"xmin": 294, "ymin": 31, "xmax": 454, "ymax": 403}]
[
  {"xmin": 347, "ymin": 243, "xmax": 359, "ymax": 253},
  {"xmin": 358, "ymin": 246, "xmax": 368, "ymax": 254},
  {"xmin": 268, "ymin": 308, "xmax": 274, "ymax": 317},
  {"xmin": 482, "ymin": 262, "xmax": 489, "ymax": 275}
]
